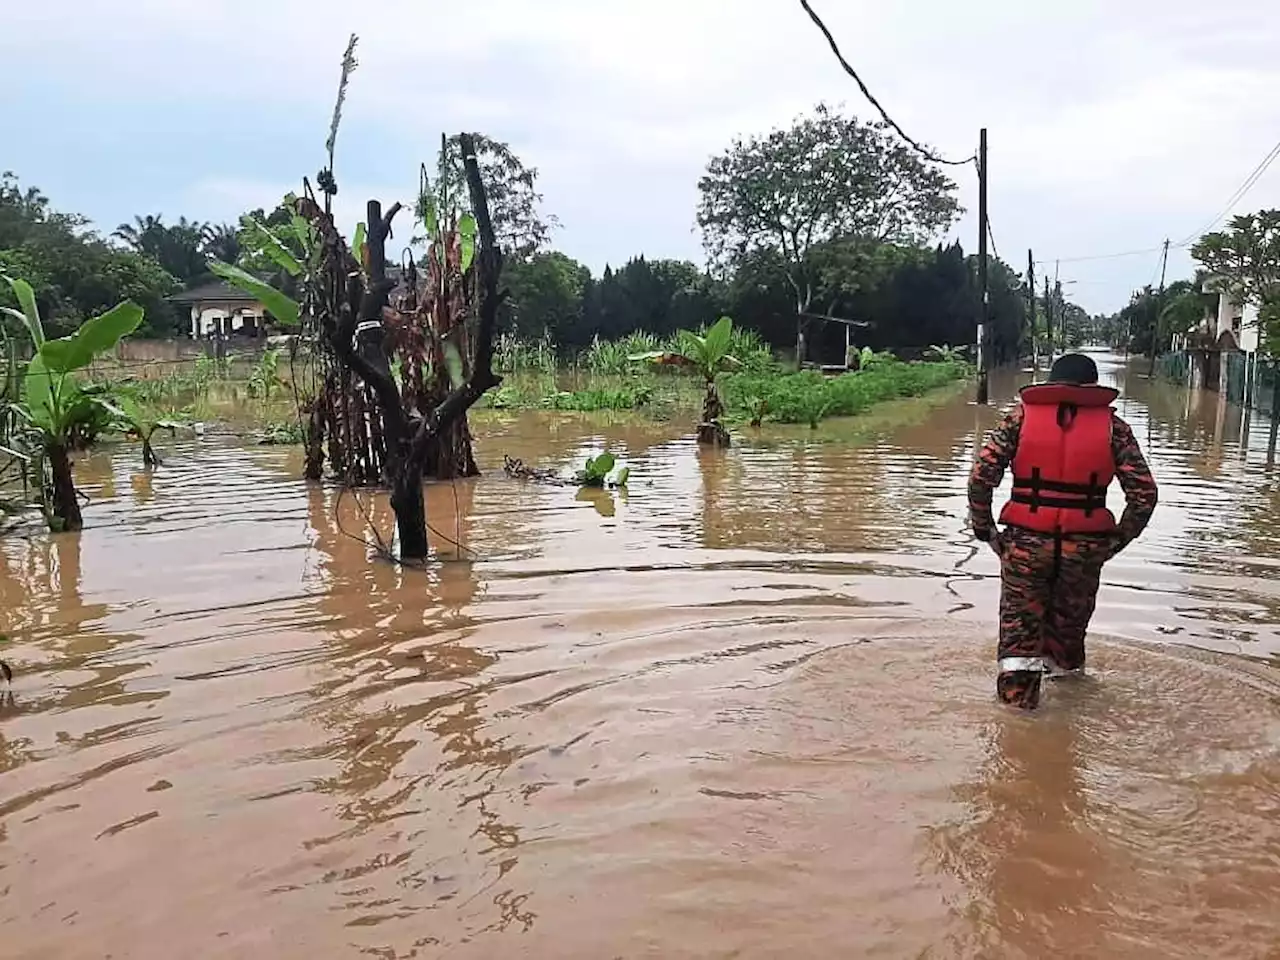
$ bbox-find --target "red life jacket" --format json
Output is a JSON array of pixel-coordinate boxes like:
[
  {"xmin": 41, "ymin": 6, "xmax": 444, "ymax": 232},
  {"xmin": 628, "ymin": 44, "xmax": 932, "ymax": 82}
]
[{"xmin": 998, "ymin": 382, "xmax": 1119, "ymax": 536}]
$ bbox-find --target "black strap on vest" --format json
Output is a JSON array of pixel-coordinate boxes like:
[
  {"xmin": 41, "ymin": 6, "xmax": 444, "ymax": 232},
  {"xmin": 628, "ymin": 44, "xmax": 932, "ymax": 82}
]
[{"xmin": 1010, "ymin": 466, "xmax": 1107, "ymax": 516}]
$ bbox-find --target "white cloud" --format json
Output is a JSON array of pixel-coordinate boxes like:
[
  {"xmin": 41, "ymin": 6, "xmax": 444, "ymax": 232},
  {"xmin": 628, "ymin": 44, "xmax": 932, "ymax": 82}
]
[{"xmin": 8, "ymin": 0, "xmax": 1280, "ymax": 310}]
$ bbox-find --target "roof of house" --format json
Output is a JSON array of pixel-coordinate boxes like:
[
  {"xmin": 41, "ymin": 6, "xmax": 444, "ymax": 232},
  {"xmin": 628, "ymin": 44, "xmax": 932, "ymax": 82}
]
[
  {"xmin": 170, "ymin": 265, "xmax": 411, "ymax": 306},
  {"xmin": 168, "ymin": 280, "xmax": 263, "ymax": 304}
]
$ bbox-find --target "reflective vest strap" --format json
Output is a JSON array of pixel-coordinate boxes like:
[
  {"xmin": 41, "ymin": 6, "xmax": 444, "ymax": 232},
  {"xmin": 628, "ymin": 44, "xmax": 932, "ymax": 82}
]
[{"xmin": 1010, "ymin": 467, "xmax": 1107, "ymax": 515}]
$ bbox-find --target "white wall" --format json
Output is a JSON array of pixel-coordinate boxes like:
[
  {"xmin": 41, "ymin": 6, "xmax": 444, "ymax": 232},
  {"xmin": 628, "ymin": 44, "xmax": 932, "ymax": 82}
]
[
  {"xmin": 1239, "ymin": 301, "xmax": 1260, "ymax": 353},
  {"xmin": 188, "ymin": 304, "xmax": 267, "ymax": 338},
  {"xmin": 1209, "ymin": 290, "xmax": 1260, "ymax": 353}
]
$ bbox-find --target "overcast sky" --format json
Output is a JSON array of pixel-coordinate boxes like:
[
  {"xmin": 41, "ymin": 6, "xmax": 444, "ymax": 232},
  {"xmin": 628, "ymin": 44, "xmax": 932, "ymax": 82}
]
[{"xmin": 6, "ymin": 0, "xmax": 1280, "ymax": 313}]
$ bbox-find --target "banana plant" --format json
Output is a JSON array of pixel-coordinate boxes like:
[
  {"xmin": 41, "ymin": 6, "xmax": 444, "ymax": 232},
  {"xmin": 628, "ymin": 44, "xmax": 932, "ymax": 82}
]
[
  {"xmin": 4, "ymin": 274, "xmax": 145, "ymax": 531},
  {"xmin": 105, "ymin": 393, "xmax": 185, "ymax": 467},
  {"xmin": 924, "ymin": 343, "xmax": 965, "ymax": 364},
  {"xmin": 631, "ymin": 315, "xmax": 741, "ymax": 447}
]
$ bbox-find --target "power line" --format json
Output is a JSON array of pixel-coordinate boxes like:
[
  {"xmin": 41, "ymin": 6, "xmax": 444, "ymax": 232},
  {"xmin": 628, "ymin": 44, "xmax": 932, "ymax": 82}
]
[
  {"xmin": 1034, "ymin": 247, "xmax": 1166, "ymax": 267},
  {"xmin": 1173, "ymin": 136, "xmax": 1280, "ymax": 247},
  {"xmin": 1036, "ymin": 134, "xmax": 1280, "ymax": 269},
  {"xmin": 798, "ymin": 0, "xmax": 976, "ymax": 168}
]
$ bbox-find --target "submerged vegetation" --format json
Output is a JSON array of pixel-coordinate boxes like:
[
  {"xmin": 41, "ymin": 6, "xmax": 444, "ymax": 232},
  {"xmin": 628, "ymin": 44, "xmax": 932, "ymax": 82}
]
[
  {"xmin": 0, "ymin": 37, "xmax": 974, "ymax": 554},
  {"xmin": 632, "ymin": 315, "xmax": 741, "ymax": 447}
]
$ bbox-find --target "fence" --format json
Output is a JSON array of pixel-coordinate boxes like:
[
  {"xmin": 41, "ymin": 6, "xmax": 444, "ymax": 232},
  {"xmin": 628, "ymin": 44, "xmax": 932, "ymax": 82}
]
[
  {"xmin": 1156, "ymin": 352, "xmax": 1189, "ymax": 385},
  {"xmin": 1224, "ymin": 352, "xmax": 1248, "ymax": 406},
  {"xmin": 1256, "ymin": 357, "xmax": 1280, "ymax": 418},
  {"xmin": 1154, "ymin": 349, "xmax": 1280, "ymax": 418}
]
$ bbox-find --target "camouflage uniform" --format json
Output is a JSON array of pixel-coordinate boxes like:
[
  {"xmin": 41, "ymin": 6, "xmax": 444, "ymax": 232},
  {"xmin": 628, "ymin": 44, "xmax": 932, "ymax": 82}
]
[{"xmin": 968, "ymin": 405, "xmax": 1159, "ymax": 708}]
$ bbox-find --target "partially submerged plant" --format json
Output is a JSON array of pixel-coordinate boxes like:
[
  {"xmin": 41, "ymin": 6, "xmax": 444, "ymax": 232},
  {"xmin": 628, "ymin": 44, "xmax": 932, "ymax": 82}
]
[
  {"xmin": 0, "ymin": 632, "xmax": 10, "ymax": 684},
  {"xmin": 248, "ymin": 347, "xmax": 285, "ymax": 403},
  {"xmin": 3, "ymin": 273, "xmax": 145, "ymax": 531},
  {"xmin": 107, "ymin": 393, "xmax": 184, "ymax": 467},
  {"xmin": 574, "ymin": 452, "xmax": 630, "ymax": 488},
  {"xmin": 631, "ymin": 315, "xmax": 741, "ymax": 448},
  {"xmin": 258, "ymin": 420, "xmax": 306, "ymax": 446}
]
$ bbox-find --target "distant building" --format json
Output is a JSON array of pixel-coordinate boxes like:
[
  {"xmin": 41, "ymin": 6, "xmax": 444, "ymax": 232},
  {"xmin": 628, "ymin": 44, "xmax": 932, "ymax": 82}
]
[
  {"xmin": 1177, "ymin": 276, "xmax": 1263, "ymax": 398},
  {"xmin": 168, "ymin": 281, "xmax": 275, "ymax": 340},
  {"xmin": 1178, "ymin": 277, "xmax": 1260, "ymax": 354}
]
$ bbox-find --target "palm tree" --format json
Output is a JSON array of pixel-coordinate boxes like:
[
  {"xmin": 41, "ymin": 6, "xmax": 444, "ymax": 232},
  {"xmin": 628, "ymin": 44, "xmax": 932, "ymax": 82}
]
[
  {"xmin": 113, "ymin": 214, "xmax": 209, "ymax": 285},
  {"xmin": 200, "ymin": 223, "xmax": 242, "ymax": 265},
  {"xmin": 113, "ymin": 213, "xmax": 166, "ymax": 252},
  {"xmin": 632, "ymin": 315, "xmax": 741, "ymax": 447}
]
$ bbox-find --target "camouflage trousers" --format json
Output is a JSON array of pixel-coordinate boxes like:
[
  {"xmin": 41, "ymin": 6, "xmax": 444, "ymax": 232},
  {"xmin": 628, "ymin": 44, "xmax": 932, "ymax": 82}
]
[{"xmin": 994, "ymin": 526, "xmax": 1117, "ymax": 708}]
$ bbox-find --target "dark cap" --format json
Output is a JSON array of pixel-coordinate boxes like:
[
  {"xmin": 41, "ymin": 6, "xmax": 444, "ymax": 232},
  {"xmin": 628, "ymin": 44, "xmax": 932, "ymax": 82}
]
[{"xmin": 1048, "ymin": 353, "xmax": 1099, "ymax": 385}]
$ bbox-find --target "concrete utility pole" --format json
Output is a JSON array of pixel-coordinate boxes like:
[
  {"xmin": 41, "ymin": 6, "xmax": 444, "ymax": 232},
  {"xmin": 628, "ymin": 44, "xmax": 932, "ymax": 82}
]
[
  {"xmin": 1027, "ymin": 249, "xmax": 1037, "ymax": 372},
  {"xmin": 1044, "ymin": 276, "xmax": 1054, "ymax": 366},
  {"xmin": 976, "ymin": 128, "xmax": 989, "ymax": 405},
  {"xmin": 1148, "ymin": 238, "xmax": 1170, "ymax": 377}
]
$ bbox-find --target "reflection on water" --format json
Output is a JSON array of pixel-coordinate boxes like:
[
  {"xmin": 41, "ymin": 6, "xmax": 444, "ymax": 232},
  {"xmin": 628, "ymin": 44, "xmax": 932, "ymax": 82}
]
[{"xmin": 0, "ymin": 354, "xmax": 1278, "ymax": 958}]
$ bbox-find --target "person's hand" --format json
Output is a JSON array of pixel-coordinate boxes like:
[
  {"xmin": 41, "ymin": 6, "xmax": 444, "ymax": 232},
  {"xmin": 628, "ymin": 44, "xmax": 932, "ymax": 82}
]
[
  {"xmin": 985, "ymin": 529, "xmax": 1004, "ymax": 558},
  {"xmin": 1102, "ymin": 532, "xmax": 1127, "ymax": 562}
]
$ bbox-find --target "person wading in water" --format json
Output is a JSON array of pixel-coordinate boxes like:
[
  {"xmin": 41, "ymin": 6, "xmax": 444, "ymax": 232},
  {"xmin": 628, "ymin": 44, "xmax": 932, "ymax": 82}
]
[{"xmin": 967, "ymin": 353, "xmax": 1159, "ymax": 709}]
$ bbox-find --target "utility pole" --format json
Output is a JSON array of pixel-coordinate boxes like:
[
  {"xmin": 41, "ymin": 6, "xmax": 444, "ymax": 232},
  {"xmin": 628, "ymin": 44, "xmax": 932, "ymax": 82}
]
[
  {"xmin": 1044, "ymin": 276, "xmax": 1054, "ymax": 366},
  {"xmin": 1052, "ymin": 259, "xmax": 1061, "ymax": 358},
  {"xmin": 976, "ymin": 128, "xmax": 989, "ymax": 405},
  {"xmin": 1148, "ymin": 238, "xmax": 1170, "ymax": 377},
  {"xmin": 1027, "ymin": 249, "xmax": 1038, "ymax": 373}
]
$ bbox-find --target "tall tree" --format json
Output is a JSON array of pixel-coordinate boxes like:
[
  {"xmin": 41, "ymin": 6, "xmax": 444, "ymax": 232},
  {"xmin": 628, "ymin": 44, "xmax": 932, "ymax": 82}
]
[
  {"xmin": 499, "ymin": 251, "xmax": 588, "ymax": 340},
  {"xmin": 113, "ymin": 214, "xmax": 210, "ymax": 286},
  {"xmin": 200, "ymin": 223, "xmax": 242, "ymax": 265},
  {"xmin": 1191, "ymin": 211, "xmax": 1280, "ymax": 350},
  {"xmin": 1156, "ymin": 278, "xmax": 1212, "ymax": 351},
  {"xmin": 696, "ymin": 102, "xmax": 962, "ymax": 363},
  {"xmin": 1, "ymin": 174, "xmax": 182, "ymax": 337}
]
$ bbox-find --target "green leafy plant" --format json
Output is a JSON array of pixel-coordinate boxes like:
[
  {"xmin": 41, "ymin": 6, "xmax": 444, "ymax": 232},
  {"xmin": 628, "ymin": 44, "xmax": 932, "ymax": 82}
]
[
  {"xmin": 258, "ymin": 420, "xmax": 306, "ymax": 445},
  {"xmin": 207, "ymin": 260, "xmax": 300, "ymax": 329},
  {"xmin": 4, "ymin": 273, "xmax": 145, "ymax": 531},
  {"xmin": 106, "ymin": 393, "xmax": 184, "ymax": 467},
  {"xmin": 858, "ymin": 346, "xmax": 898, "ymax": 369},
  {"xmin": 923, "ymin": 343, "xmax": 965, "ymax": 363},
  {"xmin": 632, "ymin": 314, "xmax": 741, "ymax": 446},
  {"xmin": 574, "ymin": 451, "xmax": 630, "ymax": 488},
  {"xmin": 248, "ymin": 347, "xmax": 285, "ymax": 403}
]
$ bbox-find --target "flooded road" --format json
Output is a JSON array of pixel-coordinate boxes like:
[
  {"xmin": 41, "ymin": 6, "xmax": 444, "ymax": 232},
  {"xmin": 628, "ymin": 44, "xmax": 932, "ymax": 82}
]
[{"xmin": 2, "ymin": 352, "xmax": 1279, "ymax": 958}]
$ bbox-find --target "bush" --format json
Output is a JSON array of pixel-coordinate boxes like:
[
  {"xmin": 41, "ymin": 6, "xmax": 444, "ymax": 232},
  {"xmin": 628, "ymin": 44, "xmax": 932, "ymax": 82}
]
[{"xmin": 722, "ymin": 359, "xmax": 967, "ymax": 426}]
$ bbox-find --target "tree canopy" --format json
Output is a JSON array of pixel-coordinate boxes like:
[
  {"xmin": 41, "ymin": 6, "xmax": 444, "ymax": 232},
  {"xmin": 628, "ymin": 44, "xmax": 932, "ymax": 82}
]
[
  {"xmin": 431, "ymin": 133, "xmax": 559, "ymax": 260},
  {"xmin": 1191, "ymin": 210, "xmax": 1280, "ymax": 349},
  {"xmin": 695, "ymin": 103, "xmax": 962, "ymax": 361},
  {"xmin": 0, "ymin": 172, "xmax": 182, "ymax": 338},
  {"xmin": 3, "ymin": 108, "xmax": 1051, "ymax": 365}
]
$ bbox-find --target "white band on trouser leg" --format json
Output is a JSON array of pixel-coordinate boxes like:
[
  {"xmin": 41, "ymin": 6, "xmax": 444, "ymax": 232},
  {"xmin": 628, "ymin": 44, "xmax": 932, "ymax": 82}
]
[{"xmin": 998, "ymin": 656, "xmax": 1045, "ymax": 674}]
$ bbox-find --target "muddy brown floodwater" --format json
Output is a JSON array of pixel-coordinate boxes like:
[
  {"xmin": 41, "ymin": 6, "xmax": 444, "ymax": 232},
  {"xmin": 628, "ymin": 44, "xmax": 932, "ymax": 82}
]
[{"xmin": 2, "ymin": 352, "xmax": 1280, "ymax": 959}]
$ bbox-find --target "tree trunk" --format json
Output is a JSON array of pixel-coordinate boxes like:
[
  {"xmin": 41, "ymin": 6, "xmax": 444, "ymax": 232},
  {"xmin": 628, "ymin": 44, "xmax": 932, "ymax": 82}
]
[
  {"xmin": 391, "ymin": 461, "xmax": 430, "ymax": 558},
  {"xmin": 304, "ymin": 401, "xmax": 326, "ymax": 480},
  {"xmin": 425, "ymin": 417, "xmax": 480, "ymax": 480},
  {"xmin": 47, "ymin": 441, "xmax": 82, "ymax": 532},
  {"xmin": 697, "ymin": 379, "xmax": 731, "ymax": 448}
]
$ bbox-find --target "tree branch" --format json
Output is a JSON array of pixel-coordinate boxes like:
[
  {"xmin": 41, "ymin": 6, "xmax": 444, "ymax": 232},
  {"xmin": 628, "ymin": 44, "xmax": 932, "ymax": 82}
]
[
  {"xmin": 407, "ymin": 133, "xmax": 504, "ymax": 465},
  {"xmin": 342, "ymin": 199, "xmax": 407, "ymax": 436}
]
